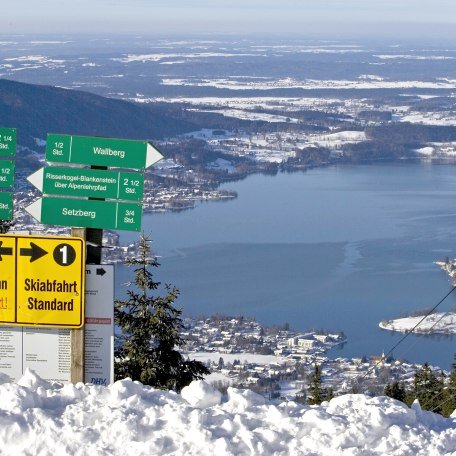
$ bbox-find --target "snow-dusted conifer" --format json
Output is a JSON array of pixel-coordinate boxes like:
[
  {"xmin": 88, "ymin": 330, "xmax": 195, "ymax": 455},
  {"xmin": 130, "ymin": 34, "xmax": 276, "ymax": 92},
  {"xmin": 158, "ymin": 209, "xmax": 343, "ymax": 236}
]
[
  {"xmin": 0, "ymin": 219, "xmax": 12, "ymax": 234},
  {"xmin": 114, "ymin": 234, "xmax": 209, "ymax": 391}
]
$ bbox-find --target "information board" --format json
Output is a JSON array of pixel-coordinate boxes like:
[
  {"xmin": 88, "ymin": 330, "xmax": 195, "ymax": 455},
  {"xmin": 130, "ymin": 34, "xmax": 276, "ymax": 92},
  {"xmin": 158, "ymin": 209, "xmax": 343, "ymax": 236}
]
[
  {"xmin": 0, "ymin": 128, "xmax": 16, "ymax": 157},
  {"xmin": 0, "ymin": 161, "xmax": 14, "ymax": 188},
  {"xmin": 0, "ymin": 234, "xmax": 85, "ymax": 328},
  {"xmin": 0, "ymin": 265, "xmax": 114, "ymax": 385},
  {"xmin": 27, "ymin": 166, "xmax": 144, "ymax": 201},
  {"xmin": 26, "ymin": 197, "xmax": 142, "ymax": 231},
  {"xmin": 45, "ymin": 133, "xmax": 163, "ymax": 169},
  {"xmin": 0, "ymin": 192, "xmax": 13, "ymax": 220}
]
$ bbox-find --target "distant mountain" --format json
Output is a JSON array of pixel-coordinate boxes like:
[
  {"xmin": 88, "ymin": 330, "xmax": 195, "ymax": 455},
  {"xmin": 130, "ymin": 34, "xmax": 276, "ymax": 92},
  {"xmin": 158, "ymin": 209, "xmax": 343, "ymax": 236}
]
[{"xmin": 0, "ymin": 79, "xmax": 197, "ymax": 150}]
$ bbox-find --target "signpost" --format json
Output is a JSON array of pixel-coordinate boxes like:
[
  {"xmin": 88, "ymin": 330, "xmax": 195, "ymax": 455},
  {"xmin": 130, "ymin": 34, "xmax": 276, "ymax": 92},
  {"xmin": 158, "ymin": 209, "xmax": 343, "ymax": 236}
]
[
  {"xmin": 46, "ymin": 133, "xmax": 163, "ymax": 169},
  {"xmin": 0, "ymin": 127, "xmax": 16, "ymax": 221},
  {"xmin": 0, "ymin": 264, "xmax": 114, "ymax": 384},
  {"xmin": 0, "ymin": 193, "xmax": 13, "ymax": 220},
  {"xmin": 0, "ymin": 234, "xmax": 85, "ymax": 328},
  {"xmin": 0, "ymin": 128, "xmax": 16, "ymax": 157},
  {"xmin": 0, "ymin": 326, "xmax": 70, "ymax": 383},
  {"xmin": 84, "ymin": 264, "xmax": 114, "ymax": 385},
  {"xmin": 0, "ymin": 161, "xmax": 14, "ymax": 188},
  {"xmin": 26, "ymin": 197, "xmax": 142, "ymax": 231},
  {"xmin": 21, "ymin": 132, "xmax": 163, "ymax": 382},
  {"xmin": 27, "ymin": 166, "xmax": 144, "ymax": 201}
]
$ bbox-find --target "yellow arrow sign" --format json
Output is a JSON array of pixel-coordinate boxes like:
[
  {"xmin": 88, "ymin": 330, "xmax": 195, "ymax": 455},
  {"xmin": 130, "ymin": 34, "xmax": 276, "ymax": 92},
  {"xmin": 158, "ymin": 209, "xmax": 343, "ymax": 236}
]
[
  {"xmin": 0, "ymin": 234, "xmax": 85, "ymax": 328},
  {"xmin": 0, "ymin": 237, "xmax": 15, "ymax": 323}
]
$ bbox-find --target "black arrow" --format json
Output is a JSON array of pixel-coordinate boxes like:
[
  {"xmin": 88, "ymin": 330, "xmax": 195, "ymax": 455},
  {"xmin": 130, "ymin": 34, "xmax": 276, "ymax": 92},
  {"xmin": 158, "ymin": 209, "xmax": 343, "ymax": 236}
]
[
  {"xmin": 0, "ymin": 241, "xmax": 13, "ymax": 261},
  {"xmin": 20, "ymin": 242, "xmax": 48, "ymax": 263},
  {"xmin": 96, "ymin": 268, "xmax": 106, "ymax": 276}
]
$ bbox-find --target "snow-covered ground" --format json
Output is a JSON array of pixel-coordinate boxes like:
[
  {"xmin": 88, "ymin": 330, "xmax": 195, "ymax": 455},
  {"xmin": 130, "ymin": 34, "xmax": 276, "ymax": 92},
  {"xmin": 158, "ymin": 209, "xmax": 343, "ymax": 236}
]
[
  {"xmin": 379, "ymin": 312, "xmax": 456, "ymax": 334},
  {"xmin": 133, "ymin": 96, "xmax": 364, "ymax": 115},
  {"xmin": 399, "ymin": 112, "xmax": 456, "ymax": 126},
  {"xmin": 415, "ymin": 143, "xmax": 456, "ymax": 157},
  {"xmin": 190, "ymin": 351, "xmax": 283, "ymax": 365},
  {"xmin": 312, "ymin": 130, "xmax": 367, "ymax": 147},
  {"xmin": 190, "ymin": 108, "xmax": 300, "ymax": 124},
  {"xmin": 1, "ymin": 369, "xmax": 456, "ymax": 456},
  {"xmin": 160, "ymin": 76, "xmax": 456, "ymax": 91}
]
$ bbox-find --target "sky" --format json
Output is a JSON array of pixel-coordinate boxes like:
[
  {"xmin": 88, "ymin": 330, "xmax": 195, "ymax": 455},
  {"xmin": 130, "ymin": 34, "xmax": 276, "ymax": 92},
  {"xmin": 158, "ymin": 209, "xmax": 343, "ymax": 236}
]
[{"xmin": 1, "ymin": 0, "xmax": 455, "ymax": 39}]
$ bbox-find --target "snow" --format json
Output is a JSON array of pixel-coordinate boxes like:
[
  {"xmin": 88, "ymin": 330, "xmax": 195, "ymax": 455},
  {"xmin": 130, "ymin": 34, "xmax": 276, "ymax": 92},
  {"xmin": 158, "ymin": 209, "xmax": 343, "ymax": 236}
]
[
  {"xmin": 160, "ymin": 77, "xmax": 456, "ymax": 91},
  {"xmin": 34, "ymin": 138, "xmax": 46, "ymax": 147},
  {"xmin": 181, "ymin": 380, "xmax": 222, "ymax": 408},
  {"xmin": 375, "ymin": 54, "xmax": 455, "ymax": 60},
  {"xmin": 4, "ymin": 55, "xmax": 64, "ymax": 63},
  {"xmin": 311, "ymin": 130, "xmax": 367, "ymax": 148},
  {"xmin": 358, "ymin": 74, "xmax": 385, "ymax": 81},
  {"xmin": 379, "ymin": 312, "xmax": 456, "ymax": 334},
  {"xmin": 192, "ymin": 108, "xmax": 300, "ymax": 123},
  {"xmin": 399, "ymin": 112, "xmax": 456, "ymax": 126},
  {"xmin": 153, "ymin": 158, "xmax": 184, "ymax": 170},
  {"xmin": 190, "ymin": 351, "xmax": 283, "ymax": 365},
  {"xmin": 415, "ymin": 146, "xmax": 434, "ymax": 156},
  {"xmin": 206, "ymin": 158, "xmax": 235, "ymax": 173},
  {"xmin": 113, "ymin": 52, "xmax": 257, "ymax": 63},
  {"xmin": 132, "ymin": 95, "xmax": 346, "ymax": 114},
  {"xmin": 1, "ymin": 369, "xmax": 455, "ymax": 455}
]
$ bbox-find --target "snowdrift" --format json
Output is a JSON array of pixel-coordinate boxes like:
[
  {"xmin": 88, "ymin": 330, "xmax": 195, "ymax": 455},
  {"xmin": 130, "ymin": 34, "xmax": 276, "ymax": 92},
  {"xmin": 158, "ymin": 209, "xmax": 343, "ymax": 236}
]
[{"xmin": 0, "ymin": 370, "xmax": 455, "ymax": 455}]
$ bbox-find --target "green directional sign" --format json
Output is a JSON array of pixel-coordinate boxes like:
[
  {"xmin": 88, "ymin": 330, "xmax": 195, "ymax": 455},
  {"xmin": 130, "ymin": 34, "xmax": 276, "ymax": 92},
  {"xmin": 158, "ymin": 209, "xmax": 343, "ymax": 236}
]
[
  {"xmin": 26, "ymin": 197, "xmax": 142, "ymax": 231},
  {"xmin": 0, "ymin": 128, "xmax": 16, "ymax": 157},
  {"xmin": 27, "ymin": 166, "xmax": 144, "ymax": 201},
  {"xmin": 45, "ymin": 134, "xmax": 163, "ymax": 169},
  {"xmin": 0, "ymin": 192, "xmax": 13, "ymax": 220},
  {"xmin": 0, "ymin": 160, "xmax": 14, "ymax": 188}
]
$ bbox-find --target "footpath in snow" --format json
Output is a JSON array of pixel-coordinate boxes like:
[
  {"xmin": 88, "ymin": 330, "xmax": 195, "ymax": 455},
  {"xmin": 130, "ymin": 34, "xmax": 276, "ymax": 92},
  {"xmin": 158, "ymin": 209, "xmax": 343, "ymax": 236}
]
[{"xmin": 0, "ymin": 370, "xmax": 456, "ymax": 455}]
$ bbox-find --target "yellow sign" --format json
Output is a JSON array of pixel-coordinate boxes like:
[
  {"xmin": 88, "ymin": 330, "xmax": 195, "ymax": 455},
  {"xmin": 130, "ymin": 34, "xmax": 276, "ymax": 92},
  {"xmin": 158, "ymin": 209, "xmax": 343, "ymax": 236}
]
[
  {"xmin": 0, "ymin": 236, "xmax": 15, "ymax": 323},
  {"xmin": 0, "ymin": 234, "xmax": 85, "ymax": 328}
]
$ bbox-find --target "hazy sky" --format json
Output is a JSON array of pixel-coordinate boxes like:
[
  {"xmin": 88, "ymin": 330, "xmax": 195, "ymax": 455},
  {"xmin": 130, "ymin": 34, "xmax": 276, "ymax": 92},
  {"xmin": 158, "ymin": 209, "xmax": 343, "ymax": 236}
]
[{"xmin": 2, "ymin": 0, "xmax": 455, "ymax": 39}]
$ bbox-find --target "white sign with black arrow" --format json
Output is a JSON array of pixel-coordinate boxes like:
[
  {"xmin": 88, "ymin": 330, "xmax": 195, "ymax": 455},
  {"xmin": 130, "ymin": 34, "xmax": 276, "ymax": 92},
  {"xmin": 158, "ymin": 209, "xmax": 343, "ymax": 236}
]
[{"xmin": 84, "ymin": 264, "xmax": 114, "ymax": 386}]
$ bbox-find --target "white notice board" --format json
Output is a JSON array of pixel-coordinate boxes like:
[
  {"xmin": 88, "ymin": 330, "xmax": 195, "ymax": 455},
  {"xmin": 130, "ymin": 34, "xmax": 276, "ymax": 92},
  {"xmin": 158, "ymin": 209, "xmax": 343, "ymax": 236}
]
[
  {"xmin": 84, "ymin": 264, "xmax": 114, "ymax": 385},
  {"xmin": 0, "ymin": 264, "xmax": 114, "ymax": 385}
]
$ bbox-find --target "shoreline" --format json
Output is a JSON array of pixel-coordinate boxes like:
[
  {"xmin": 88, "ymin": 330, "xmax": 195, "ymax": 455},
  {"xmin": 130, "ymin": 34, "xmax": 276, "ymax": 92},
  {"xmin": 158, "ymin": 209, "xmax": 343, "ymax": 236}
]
[{"xmin": 379, "ymin": 312, "xmax": 456, "ymax": 335}]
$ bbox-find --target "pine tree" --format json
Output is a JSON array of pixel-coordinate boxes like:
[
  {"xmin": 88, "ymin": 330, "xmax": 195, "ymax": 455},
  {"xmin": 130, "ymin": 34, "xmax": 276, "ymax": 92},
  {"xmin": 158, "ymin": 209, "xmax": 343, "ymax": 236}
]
[
  {"xmin": 307, "ymin": 363, "xmax": 325, "ymax": 405},
  {"xmin": 408, "ymin": 363, "xmax": 445, "ymax": 412},
  {"xmin": 114, "ymin": 234, "xmax": 209, "ymax": 391},
  {"xmin": 0, "ymin": 219, "xmax": 12, "ymax": 234},
  {"xmin": 442, "ymin": 358, "xmax": 456, "ymax": 417},
  {"xmin": 384, "ymin": 380, "xmax": 406, "ymax": 403}
]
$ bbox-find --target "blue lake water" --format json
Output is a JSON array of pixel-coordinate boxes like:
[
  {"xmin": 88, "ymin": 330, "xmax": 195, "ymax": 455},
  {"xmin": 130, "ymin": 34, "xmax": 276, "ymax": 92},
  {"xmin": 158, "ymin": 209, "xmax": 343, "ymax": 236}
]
[{"xmin": 117, "ymin": 163, "xmax": 456, "ymax": 369}]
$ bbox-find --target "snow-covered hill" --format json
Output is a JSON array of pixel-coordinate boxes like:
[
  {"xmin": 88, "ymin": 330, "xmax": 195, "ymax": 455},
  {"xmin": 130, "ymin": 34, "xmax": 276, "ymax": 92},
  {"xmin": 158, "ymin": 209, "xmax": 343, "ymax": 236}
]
[{"xmin": 1, "ymin": 370, "xmax": 455, "ymax": 455}]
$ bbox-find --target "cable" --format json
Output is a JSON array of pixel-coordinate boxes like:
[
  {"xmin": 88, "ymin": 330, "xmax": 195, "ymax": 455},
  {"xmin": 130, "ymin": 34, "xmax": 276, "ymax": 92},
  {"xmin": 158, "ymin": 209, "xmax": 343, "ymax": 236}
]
[
  {"xmin": 384, "ymin": 286, "xmax": 456, "ymax": 359},
  {"xmin": 358, "ymin": 285, "xmax": 456, "ymax": 383},
  {"xmin": 426, "ymin": 309, "xmax": 455, "ymax": 333},
  {"xmin": 393, "ymin": 302, "xmax": 456, "ymax": 362},
  {"xmin": 430, "ymin": 389, "xmax": 456, "ymax": 414}
]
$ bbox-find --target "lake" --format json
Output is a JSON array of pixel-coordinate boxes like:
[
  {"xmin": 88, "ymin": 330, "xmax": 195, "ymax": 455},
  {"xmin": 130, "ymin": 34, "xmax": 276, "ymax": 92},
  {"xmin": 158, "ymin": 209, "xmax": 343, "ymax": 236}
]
[{"xmin": 118, "ymin": 163, "xmax": 456, "ymax": 369}]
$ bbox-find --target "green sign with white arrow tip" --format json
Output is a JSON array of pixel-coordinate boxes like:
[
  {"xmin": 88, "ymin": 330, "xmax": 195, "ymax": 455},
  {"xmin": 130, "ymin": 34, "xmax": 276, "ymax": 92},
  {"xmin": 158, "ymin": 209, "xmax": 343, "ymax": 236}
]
[
  {"xmin": 26, "ymin": 197, "xmax": 142, "ymax": 231},
  {"xmin": 0, "ymin": 128, "xmax": 16, "ymax": 157},
  {"xmin": 0, "ymin": 160, "xmax": 14, "ymax": 188},
  {"xmin": 27, "ymin": 166, "xmax": 144, "ymax": 201},
  {"xmin": 0, "ymin": 192, "xmax": 13, "ymax": 220},
  {"xmin": 45, "ymin": 134, "xmax": 163, "ymax": 169}
]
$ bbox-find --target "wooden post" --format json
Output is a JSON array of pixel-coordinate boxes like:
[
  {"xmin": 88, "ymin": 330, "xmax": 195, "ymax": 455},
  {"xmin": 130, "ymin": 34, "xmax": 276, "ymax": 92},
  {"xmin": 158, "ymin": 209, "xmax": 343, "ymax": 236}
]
[
  {"xmin": 86, "ymin": 228, "xmax": 103, "ymax": 264},
  {"xmin": 70, "ymin": 165, "xmax": 106, "ymax": 383},
  {"xmin": 70, "ymin": 226, "xmax": 104, "ymax": 383}
]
